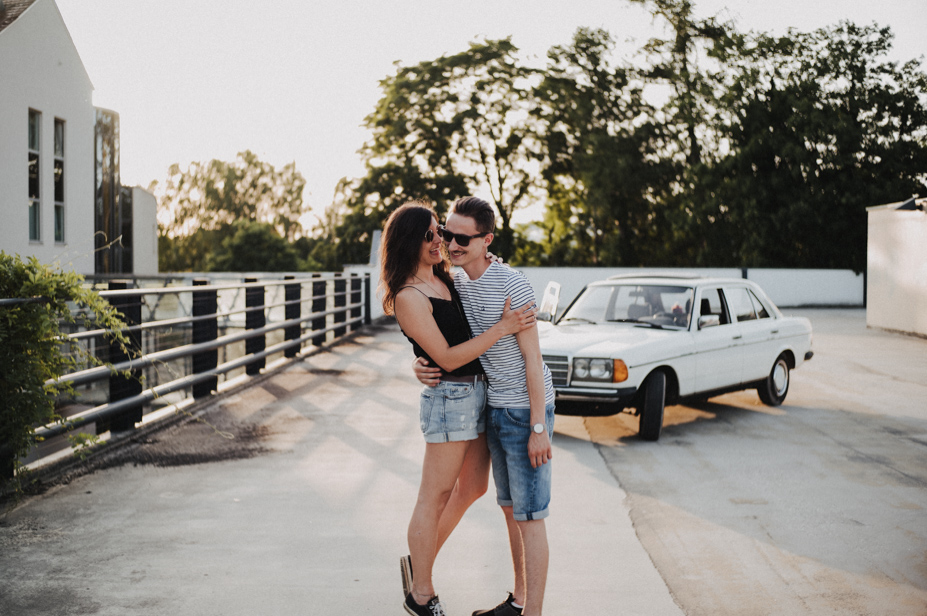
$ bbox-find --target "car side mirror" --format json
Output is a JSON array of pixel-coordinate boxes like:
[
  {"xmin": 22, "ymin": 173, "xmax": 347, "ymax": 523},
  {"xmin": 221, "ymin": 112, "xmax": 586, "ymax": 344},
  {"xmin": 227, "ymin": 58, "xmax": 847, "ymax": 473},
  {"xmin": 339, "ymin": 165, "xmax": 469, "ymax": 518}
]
[
  {"xmin": 698, "ymin": 315, "xmax": 721, "ymax": 330},
  {"xmin": 537, "ymin": 281, "xmax": 561, "ymax": 322}
]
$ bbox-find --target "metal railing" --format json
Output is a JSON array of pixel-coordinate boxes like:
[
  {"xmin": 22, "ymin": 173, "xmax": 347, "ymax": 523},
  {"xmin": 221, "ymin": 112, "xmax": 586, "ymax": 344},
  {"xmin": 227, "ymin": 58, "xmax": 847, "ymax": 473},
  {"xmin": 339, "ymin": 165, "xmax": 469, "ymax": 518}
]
[{"xmin": 1, "ymin": 272, "xmax": 372, "ymax": 476}]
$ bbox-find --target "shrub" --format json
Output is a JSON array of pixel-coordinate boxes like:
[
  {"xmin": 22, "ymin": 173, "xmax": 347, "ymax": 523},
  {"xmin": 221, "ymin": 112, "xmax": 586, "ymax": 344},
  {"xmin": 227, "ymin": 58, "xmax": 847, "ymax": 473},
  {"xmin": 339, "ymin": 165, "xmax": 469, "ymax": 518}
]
[{"xmin": 0, "ymin": 252, "xmax": 127, "ymax": 482}]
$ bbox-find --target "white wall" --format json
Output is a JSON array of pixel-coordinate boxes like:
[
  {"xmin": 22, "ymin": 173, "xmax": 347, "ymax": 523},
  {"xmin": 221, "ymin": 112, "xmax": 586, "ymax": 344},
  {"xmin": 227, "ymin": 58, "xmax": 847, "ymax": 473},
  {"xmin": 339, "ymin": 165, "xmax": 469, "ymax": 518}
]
[
  {"xmin": 131, "ymin": 187, "xmax": 159, "ymax": 275},
  {"xmin": 866, "ymin": 203, "xmax": 927, "ymax": 337},
  {"xmin": 350, "ymin": 263, "xmax": 864, "ymax": 324},
  {"xmin": 0, "ymin": 0, "xmax": 96, "ymax": 274},
  {"xmin": 517, "ymin": 267, "xmax": 864, "ymax": 313},
  {"xmin": 744, "ymin": 269, "xmax": 865, "ymax": 308}
]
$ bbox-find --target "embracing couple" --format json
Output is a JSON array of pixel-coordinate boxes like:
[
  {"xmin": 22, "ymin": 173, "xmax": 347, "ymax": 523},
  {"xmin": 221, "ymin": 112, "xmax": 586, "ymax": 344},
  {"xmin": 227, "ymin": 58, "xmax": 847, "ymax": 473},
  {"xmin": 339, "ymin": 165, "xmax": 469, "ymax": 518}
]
[{"xmin": 379, "ymin": 196, "xmax": 556, "ymax": 616}]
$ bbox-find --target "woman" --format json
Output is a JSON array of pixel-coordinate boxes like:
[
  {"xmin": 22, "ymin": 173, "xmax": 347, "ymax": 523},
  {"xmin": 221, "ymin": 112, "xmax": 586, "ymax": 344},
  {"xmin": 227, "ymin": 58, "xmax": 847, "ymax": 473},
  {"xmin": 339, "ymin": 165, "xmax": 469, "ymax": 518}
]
[{"xmin": 380, "ymin": 202, "xmax": 535, "ymax": 616}]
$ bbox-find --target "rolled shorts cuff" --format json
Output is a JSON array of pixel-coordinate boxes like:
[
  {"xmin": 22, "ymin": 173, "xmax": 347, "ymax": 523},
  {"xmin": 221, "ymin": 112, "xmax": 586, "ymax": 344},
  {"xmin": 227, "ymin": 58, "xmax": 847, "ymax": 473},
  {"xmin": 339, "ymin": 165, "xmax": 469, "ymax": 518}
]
[
  {"xmin": 423, "ymin": 424, "xmax": 485, "ymax": 444},
  {"xmin": 510, "ymin": 505, "xmax": 549, "ymax": 522}
]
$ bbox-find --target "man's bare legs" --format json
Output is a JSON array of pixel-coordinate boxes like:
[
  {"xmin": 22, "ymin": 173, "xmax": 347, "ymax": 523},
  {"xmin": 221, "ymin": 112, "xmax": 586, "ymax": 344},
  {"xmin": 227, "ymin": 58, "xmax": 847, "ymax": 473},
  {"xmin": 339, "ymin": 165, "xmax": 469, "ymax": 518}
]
[
  {"xmin": 408, "ymin": 440, "xmax": 472, "ymax": 604},
  {"xmin": 501, "ymin": 506, "xmax": 548, "ymax": 616}
]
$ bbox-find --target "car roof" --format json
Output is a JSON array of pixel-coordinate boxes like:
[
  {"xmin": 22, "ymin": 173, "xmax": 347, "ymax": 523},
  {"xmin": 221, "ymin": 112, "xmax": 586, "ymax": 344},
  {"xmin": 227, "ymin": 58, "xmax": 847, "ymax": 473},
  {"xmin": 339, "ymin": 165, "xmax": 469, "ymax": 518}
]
[{"xmin": 598, "ymin": 274, "xmax": 753, "ymax": 287}]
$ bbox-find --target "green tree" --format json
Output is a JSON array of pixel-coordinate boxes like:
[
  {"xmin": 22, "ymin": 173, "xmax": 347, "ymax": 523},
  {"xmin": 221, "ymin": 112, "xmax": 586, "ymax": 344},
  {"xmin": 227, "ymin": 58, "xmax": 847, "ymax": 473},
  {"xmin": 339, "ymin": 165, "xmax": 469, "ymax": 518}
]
[
  {"xmin": 205, "ymin": 221, "xmax": 311, "ymax": 272},
  {"xmin": 535, "ymin": 28, "xmax": 675, "ymax": 266},
  {"xmin": 693, "ymin": 22, "xmax": 927, "ymax": 270},
  {"xmin": 325, "ymin": 38, "xmax": 541, "ymax": 264},
  {"xmin": 155, "ymin": 150, "xmax": 307, "ymax": 271}
]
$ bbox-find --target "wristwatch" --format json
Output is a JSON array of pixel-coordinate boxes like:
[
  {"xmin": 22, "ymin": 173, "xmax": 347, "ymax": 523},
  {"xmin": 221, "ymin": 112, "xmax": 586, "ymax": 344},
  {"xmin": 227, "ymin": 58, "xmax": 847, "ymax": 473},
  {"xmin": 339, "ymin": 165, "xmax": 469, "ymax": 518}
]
[{"xmin": 532, "ymin": 423, "xmax": 545, "ymax": 434}]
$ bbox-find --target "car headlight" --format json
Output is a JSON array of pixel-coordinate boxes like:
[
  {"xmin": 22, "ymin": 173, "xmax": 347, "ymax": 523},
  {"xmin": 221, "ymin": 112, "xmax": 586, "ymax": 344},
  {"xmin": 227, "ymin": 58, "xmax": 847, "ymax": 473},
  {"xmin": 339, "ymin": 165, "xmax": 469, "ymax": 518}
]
[{"xmin": 572, "ymin": 358, "xmax": 629, "ymax": 383}]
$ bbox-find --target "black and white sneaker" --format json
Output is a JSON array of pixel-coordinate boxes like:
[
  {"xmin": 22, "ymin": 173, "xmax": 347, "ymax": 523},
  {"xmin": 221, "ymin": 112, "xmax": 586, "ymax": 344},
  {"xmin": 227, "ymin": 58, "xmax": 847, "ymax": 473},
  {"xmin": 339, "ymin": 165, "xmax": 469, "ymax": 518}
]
[
  {"xmin": 404, "ymin": 592, "xmax": 447, "ymax": 616},
  {"xmin": 400, "ymin": 555, "xmax": 414, "ymax": 598},
  {"xmin": 472, "ymin": 592, "xmax": 522, "ymax": 616}
]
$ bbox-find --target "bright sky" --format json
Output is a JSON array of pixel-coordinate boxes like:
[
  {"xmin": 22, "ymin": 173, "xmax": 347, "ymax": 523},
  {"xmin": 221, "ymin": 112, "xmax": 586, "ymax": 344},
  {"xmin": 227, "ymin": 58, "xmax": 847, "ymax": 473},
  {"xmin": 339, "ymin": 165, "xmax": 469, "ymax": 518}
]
[{"xmin": 56, "ymin": 0, "xmax": 925, "ymax": 230}]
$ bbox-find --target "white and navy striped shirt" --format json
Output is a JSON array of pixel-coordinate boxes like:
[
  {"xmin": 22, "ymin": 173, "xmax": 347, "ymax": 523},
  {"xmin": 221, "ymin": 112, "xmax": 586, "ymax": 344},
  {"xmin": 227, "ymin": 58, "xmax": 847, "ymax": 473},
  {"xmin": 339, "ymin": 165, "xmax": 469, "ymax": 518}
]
[{"xmin": 455, "ymin": 262, "xmax": 555, "ymax": 408}]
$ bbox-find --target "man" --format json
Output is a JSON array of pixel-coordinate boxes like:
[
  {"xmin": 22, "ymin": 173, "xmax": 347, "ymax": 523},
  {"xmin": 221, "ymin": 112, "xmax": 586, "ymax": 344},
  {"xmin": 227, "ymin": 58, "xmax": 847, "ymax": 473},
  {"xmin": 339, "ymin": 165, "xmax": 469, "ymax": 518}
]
[{"xmin": 415, "ymin": 196, "xmax": 556, "ymax": 616}]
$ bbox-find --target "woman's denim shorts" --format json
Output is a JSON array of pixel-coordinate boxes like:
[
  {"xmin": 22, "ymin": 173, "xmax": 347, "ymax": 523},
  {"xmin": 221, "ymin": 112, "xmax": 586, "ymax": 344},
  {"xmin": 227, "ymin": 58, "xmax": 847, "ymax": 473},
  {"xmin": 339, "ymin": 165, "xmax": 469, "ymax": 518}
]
[{"xmin": 419, "ymin": 379, "xmax": 487, "ymax": 443}]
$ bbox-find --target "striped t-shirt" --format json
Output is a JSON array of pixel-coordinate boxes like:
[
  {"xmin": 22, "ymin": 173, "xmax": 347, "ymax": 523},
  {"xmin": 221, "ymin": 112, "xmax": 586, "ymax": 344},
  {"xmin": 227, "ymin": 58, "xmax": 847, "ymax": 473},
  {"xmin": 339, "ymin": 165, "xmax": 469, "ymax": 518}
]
[{"xmin": 455, "ymin": 261, "xmax": 555, "ymax": 408}]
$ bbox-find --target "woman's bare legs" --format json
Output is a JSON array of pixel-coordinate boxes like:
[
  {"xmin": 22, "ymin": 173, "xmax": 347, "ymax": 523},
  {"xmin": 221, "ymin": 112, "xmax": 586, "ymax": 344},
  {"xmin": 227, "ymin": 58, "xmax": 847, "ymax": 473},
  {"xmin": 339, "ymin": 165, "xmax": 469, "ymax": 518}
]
[
  {"xmin": 435, "ymin": 432, "xmax": 491, "ymax": 553},
  {"xmin": 408, "ymin": 439, "xmax": 472, "ymax": 603}
]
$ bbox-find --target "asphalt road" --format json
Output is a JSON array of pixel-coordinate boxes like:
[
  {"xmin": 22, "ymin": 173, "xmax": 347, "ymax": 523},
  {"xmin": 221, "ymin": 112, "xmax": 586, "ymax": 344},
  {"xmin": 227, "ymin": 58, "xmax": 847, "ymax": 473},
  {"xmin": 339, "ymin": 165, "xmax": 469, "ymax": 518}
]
[
  {"xmin": 583, "ymin": 309, "xmax": 927, "ymax": 615},
  {"xmin": 1, "ymin": 309, "xmax": 924, "ymax": 615}
]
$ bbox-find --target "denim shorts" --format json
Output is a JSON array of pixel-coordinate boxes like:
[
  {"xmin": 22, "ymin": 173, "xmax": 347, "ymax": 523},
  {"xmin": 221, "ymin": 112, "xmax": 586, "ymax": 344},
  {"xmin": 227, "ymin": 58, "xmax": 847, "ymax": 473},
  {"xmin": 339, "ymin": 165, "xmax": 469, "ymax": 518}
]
[
  {"xmin": 486, "ymin": 403, "xmax": 556, "ymax": 521},
  {"xmin": 419, "ymin": 380, "xmax": 487, "ymax": 443}
]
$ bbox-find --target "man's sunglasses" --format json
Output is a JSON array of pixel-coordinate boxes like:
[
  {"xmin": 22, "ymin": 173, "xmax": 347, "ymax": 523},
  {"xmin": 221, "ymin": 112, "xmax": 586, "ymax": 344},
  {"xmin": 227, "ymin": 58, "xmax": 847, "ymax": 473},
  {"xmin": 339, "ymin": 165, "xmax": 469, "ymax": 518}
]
[{"xmin": 436, "ymin": 226, "xmax": 489, "ymax": 247}]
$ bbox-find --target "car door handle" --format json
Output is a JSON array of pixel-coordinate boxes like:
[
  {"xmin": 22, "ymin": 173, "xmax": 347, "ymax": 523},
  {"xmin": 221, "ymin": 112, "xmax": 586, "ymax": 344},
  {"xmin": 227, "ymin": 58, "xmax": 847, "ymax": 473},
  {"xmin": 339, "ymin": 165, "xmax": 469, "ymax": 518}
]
[{"xmin": 732, "ymin": 335, "xmax": 742, "ymax": 340}]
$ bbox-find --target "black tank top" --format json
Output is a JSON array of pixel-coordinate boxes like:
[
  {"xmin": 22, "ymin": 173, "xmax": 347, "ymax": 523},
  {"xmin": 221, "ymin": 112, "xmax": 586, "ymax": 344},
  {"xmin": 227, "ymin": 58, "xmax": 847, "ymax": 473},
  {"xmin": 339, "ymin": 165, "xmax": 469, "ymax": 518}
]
[{"xmin": 399, "ymin": 285, "xmax": 484, "ymax": 377}]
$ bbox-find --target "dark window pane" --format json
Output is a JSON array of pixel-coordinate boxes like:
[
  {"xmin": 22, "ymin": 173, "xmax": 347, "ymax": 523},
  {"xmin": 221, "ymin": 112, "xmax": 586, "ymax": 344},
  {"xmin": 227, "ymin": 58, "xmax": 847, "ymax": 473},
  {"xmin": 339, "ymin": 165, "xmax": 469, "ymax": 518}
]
[
  {"xmin": 55, "ymin": 204, "xmax": 65, "ymax": 243},
  {"xmin": 28, "ymin": 152, "xmax": 39, "ymax": 199},
  {"xmin": 55, "ymin": 159, "xmax": 64, "ymax": 202},
  {"xmin": 29, "ymin": 110, "xmax": 40, "ymax": 151},
  {"xmin": 29, "ymin": 200, "xmax": 40, "ymax": 241},
  {"xmin": 54, "ymin": 120, "xmax": 64, "ymax": 157}
]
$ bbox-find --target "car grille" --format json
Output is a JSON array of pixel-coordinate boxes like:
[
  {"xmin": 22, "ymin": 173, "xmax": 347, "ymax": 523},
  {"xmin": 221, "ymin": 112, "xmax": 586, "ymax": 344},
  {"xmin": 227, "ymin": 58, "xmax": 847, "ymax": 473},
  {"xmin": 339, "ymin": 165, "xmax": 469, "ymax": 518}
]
[{"xmin": 543, "ymin": 355, "xmax": 569, "ymax": 387}]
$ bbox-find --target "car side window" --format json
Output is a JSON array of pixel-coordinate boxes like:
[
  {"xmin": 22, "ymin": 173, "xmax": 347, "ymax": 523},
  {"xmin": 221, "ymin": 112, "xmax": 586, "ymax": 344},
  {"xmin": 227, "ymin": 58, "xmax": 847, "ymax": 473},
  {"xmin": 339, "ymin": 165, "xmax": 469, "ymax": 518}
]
[
  {"xmin": 726, "ymin": 287, "xmax": 757, "ymax": 322},
  {"xmin": 699, "ymin": 288, "xmax": 731, "ymax": 325},
  {"xmin": 748, "ymin": 290, "xmax": 770, "ymax": 319}
]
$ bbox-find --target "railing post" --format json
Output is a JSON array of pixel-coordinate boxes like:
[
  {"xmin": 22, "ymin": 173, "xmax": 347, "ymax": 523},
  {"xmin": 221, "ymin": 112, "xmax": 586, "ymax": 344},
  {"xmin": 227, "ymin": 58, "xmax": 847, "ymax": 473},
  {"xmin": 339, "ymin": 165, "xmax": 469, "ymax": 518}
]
[
  {"xmin": 103, "ymin": 280, "xmax": 143, "ymax": 434},
  {"xmin": 364, "ymin": 274, "xmax": 372, "ymax": 325},
  {"xmin": 245, "ymin": 277, "xmax": 266, "ymax": 376},
  {"xmin": 350, "ymin": 274, "xmax": 362, "ymax": 332},
  {"xmin": 312, "ymin": 273, "xmax": 326, "ymax": 347},
  {"xmin": 333, "ymin": 274, "xmax": 347, "ymax": 339},
  {"xmin": 284, "ymin": 275, "xmax": 301, "ymax": 358},
  {"xmin": 192, "ymin": 279, "xmax": 218, "ymax": 399}
]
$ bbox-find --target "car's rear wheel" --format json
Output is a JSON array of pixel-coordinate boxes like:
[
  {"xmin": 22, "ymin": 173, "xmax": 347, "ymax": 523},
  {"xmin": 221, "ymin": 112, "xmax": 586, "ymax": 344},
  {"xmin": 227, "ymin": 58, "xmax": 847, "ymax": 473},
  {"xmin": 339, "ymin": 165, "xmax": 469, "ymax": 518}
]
[
  {"xmin": 758, "ymin": 354, "xmax": 790, "ymax": 406},
  {"xmin": 639, "ymin": 371, "xmax": 666, "ymax": 441}
]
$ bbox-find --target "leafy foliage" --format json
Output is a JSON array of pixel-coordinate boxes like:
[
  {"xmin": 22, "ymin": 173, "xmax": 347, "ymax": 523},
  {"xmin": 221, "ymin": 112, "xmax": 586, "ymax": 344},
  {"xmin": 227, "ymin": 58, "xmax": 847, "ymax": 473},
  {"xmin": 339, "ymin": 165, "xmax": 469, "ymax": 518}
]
[
  {"xmin": 205, "ymin": 221, "xmax": 316, "ymax": 272},
  {"xmin": 317, "ymin": 38, "xmax": 542, "ymax": 267},
  {"xmin": 0, "ymin": 253, "xmax": 128, "ymax": 481},
  {"xmin": 155, "ymin": 150, "xmax": 309, "ymax": 271},
  {"xmin": 534, "ymin": 28, "xmax": 676, "ymax": 266}
]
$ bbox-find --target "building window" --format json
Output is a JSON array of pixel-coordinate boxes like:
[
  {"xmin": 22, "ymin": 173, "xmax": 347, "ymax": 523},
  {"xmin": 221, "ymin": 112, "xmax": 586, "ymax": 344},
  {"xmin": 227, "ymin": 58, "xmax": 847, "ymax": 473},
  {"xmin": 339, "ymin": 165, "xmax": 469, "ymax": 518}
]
[
  {"xmin": 54, "ymin": 119, "xmax": 65, "ymax": 243},
  {"xmin": 28, "ymin": 109, "xmax": 41, "ymax": 241}
]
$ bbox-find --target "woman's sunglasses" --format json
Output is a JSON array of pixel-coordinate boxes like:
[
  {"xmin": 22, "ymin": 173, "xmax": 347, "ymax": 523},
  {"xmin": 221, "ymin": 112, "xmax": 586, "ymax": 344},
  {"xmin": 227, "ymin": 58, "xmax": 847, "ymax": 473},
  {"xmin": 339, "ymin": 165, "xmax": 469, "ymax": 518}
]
[
  {"xmin": 423, "ymin": 228, "xmax": 435, "ymax": 243},
  {"xmin": 436, "ymin": 226, "xmax": 489, "ymax": 247}
]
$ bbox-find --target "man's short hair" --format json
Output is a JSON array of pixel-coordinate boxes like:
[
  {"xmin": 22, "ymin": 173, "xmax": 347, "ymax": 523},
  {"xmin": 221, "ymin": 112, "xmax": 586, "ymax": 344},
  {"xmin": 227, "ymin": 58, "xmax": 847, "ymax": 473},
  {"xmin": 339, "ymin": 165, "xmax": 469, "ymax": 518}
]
[{"xmin": 450, "ymin": 196, "xmax": 495, "ymax": 234}]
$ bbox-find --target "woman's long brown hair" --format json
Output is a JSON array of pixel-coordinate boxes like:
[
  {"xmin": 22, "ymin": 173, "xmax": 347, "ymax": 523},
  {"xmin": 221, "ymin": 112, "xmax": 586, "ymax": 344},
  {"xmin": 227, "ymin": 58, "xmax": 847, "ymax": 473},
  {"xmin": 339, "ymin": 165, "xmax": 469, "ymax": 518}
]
[{"xmin": 379, "ymin": 201, "xmax": 454, "ymax": 316}]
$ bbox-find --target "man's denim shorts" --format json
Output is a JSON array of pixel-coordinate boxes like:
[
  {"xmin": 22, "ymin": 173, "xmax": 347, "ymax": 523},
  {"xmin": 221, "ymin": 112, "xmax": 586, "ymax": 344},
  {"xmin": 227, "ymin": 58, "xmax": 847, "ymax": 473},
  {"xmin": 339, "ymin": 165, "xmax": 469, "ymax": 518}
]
[
  {"xmin": 419, "ymin": 379, "xmax": 487, "ymax": 443},
  {"xmin": 486, "ymin": 403, "xmax": 556, "ymax": 521}
]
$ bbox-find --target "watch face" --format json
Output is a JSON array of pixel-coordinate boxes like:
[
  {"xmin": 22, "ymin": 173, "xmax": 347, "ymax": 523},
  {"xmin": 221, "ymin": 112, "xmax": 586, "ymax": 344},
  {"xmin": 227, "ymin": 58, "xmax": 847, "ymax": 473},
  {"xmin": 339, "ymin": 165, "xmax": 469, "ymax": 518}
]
[{"xmin": 533, "ymin": 423, "xmax": 544, "ymax": 434}]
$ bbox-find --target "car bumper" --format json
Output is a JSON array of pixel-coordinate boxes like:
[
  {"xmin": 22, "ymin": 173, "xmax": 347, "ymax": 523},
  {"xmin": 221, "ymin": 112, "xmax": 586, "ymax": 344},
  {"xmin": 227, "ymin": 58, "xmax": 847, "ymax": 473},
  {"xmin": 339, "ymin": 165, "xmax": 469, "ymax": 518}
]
[{"xmin": 554, "ymin": 385, "xmax": 638, "ymax": 405}]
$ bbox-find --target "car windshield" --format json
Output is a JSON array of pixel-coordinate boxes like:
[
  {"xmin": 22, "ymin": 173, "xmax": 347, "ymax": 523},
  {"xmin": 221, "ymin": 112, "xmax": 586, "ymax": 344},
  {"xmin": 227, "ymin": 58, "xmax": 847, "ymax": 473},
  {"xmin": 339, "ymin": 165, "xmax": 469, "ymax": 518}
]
[{"xmin": 560, "ymin": 284, "xmax": 695, "ymax": 328}]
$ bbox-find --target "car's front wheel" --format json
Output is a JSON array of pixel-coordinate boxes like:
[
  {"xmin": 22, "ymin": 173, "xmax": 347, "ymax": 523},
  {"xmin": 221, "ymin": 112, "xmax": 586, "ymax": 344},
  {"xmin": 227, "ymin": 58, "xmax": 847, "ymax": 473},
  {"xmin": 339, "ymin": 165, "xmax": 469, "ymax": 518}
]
[
  {"xmin": 757, "ymin": 353, "xmax": 790, "ymax": 406},
  {"xmin": 639, "ymin": 371, "xmax": 666, "ymax": 441}
]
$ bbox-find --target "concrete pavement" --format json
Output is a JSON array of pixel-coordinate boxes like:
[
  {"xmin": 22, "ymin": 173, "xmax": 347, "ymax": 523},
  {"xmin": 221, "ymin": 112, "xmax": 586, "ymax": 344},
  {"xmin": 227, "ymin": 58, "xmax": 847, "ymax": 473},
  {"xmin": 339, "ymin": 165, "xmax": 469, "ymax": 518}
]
[{"xmin": 0, "ymin": 320, "xmax": 681, "ymax": 616}]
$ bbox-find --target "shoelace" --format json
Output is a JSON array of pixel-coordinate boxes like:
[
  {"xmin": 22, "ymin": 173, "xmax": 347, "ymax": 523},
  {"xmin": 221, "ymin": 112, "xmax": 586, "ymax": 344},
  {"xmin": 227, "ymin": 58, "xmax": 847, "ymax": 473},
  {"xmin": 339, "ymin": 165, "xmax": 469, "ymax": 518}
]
[{"xmin": 428, "ymin": 598, "xmax": 447, "ymax": 616}]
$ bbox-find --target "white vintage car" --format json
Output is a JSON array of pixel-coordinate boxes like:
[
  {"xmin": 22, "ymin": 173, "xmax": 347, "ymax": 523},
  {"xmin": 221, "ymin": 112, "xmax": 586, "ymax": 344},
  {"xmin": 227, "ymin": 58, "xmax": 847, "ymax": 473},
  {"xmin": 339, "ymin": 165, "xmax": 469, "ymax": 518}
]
[{"xmin": 538, "ymin": 275, "xmax": 814, "ymax": 441}]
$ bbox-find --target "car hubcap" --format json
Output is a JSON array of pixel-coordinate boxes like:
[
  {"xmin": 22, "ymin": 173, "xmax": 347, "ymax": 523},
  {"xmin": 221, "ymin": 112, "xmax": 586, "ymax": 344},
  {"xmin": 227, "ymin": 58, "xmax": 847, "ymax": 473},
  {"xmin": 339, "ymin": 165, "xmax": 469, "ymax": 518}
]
[{"xmin": 772, "ymin": 360, "xmax": 788, "ymax": 396}]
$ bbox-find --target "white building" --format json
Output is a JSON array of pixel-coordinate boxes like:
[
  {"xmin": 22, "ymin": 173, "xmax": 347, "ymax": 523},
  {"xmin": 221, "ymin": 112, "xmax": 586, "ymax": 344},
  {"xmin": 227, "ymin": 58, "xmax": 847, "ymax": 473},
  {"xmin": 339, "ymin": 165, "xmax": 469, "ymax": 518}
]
[
  {"xmin": 867, "ymin": 197, "xmax": 927, "ymax": 338},
  {"xmin": 0, "ymin": 0, "xmax": 95, "ymax": 273},
  {"xmin": 0, "ymin": 0, "xmax": 157, "ymax": 276}
]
